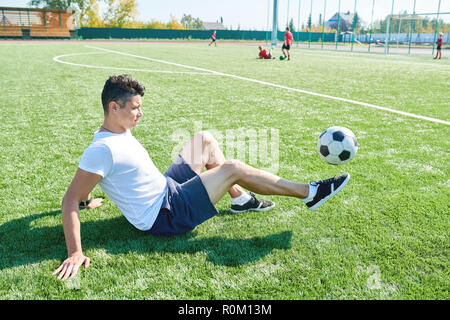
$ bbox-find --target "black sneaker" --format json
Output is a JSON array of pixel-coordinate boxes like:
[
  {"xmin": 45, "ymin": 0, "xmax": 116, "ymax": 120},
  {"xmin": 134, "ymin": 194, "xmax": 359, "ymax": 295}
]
[
  {"xmin": 305, "ymin": 173, "xmax": 350, "ymax": 211},
  {"xmin": 230, "ymin": 192, "xmax": 275, "ymax": 213}
]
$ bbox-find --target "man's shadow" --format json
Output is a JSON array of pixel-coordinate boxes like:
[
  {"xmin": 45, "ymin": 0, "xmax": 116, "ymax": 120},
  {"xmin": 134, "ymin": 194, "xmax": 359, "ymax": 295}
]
[{"xmin": 0, "ymin": 210, "xmax": 292, "ymax": 270}]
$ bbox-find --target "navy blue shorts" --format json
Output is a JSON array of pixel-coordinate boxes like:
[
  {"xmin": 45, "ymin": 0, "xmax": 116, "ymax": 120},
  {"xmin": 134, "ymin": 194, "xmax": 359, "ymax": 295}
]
[{"xmin": 146, "ymin": 155, "xmax": 218, "ymax": 236}]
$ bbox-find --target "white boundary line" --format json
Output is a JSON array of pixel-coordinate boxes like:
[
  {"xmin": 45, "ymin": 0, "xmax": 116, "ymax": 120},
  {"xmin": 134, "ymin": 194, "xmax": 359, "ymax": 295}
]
[
  {"xmin": 294, "ymin": 49, "xmax": 450, "ymax": 71},
  {"xmin": 53, "ymin": 52, "xmax": 215, "ymax": 75},
  {"xmin": 84, "ymin": 45, "xmax": 450, "ymax": 126}
]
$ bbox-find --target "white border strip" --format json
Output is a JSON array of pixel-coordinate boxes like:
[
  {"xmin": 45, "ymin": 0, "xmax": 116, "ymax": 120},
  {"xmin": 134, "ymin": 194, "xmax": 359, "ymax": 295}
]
[
  {"xmin": 85, "ymin": 45, "xmax": 450, "ymax": 126},
  {"xmin": 53, "ymin": 52, "xmax": 215, "ymax": 75}
]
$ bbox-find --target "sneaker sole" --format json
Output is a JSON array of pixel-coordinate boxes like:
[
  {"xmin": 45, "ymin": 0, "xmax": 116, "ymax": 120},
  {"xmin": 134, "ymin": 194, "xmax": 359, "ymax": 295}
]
[
  {"xmin": 230, "ymin": 202, "xmax": 276, "ymax": 214},
  {"xmin": 308, "ymin": 173, "xmax": 350, "ymax": 211}
]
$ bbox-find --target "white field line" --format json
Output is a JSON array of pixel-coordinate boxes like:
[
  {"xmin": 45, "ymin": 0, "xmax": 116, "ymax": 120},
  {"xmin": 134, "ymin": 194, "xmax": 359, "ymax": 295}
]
[
  {"xmin": 52, "ymin": 52, "xmax": 215, "ymax": 75},
  {"xmin": 85, "ymin": 45, "xmax": 450, "ymax": 126},
  {"xmin": 294, "ymin": 49, "xmax": 450, "ymax": 71}
]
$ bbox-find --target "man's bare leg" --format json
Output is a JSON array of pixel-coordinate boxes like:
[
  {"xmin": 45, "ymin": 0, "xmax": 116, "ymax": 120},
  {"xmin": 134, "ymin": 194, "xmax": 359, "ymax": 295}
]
[
  {"xmin": 176, "ymin": 131, "xmax": 351, "ymax": 212},
  {"xmin": 199, "ymin": 158, "xmax": 350, "ymax": 211},
  {"xmin": 199, "ymin": 159, "xmax": 308, "ymax": 205},
  {"xmin": 179, "ymin": 131, "xmax": 245, "ymax": 198}
]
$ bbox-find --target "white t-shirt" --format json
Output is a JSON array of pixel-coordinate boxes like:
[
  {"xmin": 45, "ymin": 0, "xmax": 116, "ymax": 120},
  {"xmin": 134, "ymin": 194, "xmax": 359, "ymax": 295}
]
[{"xmin": 78, "ymin": 130, "xmax": 168, "ymax": 231}]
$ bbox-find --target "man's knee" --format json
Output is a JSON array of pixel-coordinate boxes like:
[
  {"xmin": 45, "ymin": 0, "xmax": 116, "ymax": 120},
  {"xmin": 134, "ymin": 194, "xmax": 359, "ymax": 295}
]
[
  {"xmin": 194, "ymin": 130, "xmax": 219, "ymax": 153},
  {"xmin": 221, "ymin": 159, "xmax": 245, "ymax": 179}
]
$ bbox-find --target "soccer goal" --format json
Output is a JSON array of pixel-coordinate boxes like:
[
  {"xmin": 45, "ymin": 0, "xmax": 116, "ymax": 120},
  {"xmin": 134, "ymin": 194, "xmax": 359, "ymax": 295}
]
[
  {"xmin": 387, "ymin": 11, "xmax": 449, "ymax": 56},
  {"xmin": 267, "ymin": 0, "xmax": 449, "ymax": 56}
]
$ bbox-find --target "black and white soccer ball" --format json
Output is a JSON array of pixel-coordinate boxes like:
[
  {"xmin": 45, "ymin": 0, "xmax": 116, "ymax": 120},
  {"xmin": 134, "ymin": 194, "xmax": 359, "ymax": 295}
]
[{"xmin": 317, "ymin": 126, "xmax": 358, "ymax": 165}]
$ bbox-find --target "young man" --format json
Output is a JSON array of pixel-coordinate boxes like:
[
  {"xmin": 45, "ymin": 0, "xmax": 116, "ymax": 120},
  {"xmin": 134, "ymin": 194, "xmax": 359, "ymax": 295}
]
[
  {"xmin": 208, "ymin": 30, "xmax": 217, "ymax": 47},
  {"xmin": 281, "ymin": 27, "xmax": 293, "ymax": 61},
  {"xmin": 258, "ymin": 46, "xmax": 274, "ymax": 59},
  {"xmin": 52, "ymin": 75, "xmax": 350, "ymax": 280},
  {"xmin": 434, "ymin": 32, "xmax": 443, "ymax": 60}
]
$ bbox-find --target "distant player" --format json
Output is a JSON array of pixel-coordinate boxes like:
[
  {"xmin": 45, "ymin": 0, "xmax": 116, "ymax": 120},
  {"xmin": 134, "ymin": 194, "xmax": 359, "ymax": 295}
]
[
  {"xmin": 434, "ymin": 32, "xmax": 443, "ymax": 60},
  {"xmin": 281, "ymin": 27, "xmax": 293, "ymax": 61},
  {"xmin": 258, "ymin": 46, "xmax": 274, "ymax": 59},
  {"xmin": 208, "ymin": 30, "xmax": 217, "ymax": 47}
]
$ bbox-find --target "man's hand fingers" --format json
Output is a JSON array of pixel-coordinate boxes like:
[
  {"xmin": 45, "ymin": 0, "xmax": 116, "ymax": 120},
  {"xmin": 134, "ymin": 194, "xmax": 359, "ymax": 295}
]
[
  {"xmin": 57, "ymin": 264, "xmax": 68, "ymax": 280},
  {"xmin": 54, "ymin": 255, "xmax": 90, "ymax": 280},
  {"xmin": 70, "ymin": 264, "xmax": 80, "ymax": 278},
  {"xmin": 52, "ymin": 264, "xmax": 64, "ymax": 275},
  {"xmin": 87, "ymin": 198, "xmax": 104, "ymax": 209},
  {"xmin": 62, "ymin": 264, "xmax": 74, "ymax": 281},
  {"xmin": 84, "ymin": 257, "xmax": 90, "ymax": 268}
]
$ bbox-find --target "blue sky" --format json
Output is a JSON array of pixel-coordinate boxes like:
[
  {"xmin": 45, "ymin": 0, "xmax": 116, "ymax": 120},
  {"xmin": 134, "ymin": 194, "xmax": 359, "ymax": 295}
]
[{"xmin": 0, "ymin": 0, "xmax": 448, "ymax": 30}]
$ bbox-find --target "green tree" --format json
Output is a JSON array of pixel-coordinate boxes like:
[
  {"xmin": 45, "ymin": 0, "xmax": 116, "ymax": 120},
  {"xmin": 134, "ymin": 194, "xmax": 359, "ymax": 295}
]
[
  {"xmin": 28, "ymin": 0, "xmax": 88, "ymax": 9},
  {"xmin": 28, "ymin": 0, "xmax": 100, "ymax": 27},
  {"xmin": 82, "ymin": 0, "xmax": 104, "ymax": 27},
  {"xmin": 352, "ymin": 13, "xmax": 361, "ymax": 31},
  {"xmin": 145, "ymin": 20, "xmax": 166, "ymax": 29},
  {"xmin": 103, "ymin": 0, "xmax": 137, "ymax": 28},
  {"xmin": 288, "ymin": 17, "xmax": 295, "ymax": 32},
  {"xmin": 166, "ymin": 14, "xmax": 184, "ymax": 30},
  {"xmin": 180, "ymin": 13, "xmax": 204, "ymax": 30}
]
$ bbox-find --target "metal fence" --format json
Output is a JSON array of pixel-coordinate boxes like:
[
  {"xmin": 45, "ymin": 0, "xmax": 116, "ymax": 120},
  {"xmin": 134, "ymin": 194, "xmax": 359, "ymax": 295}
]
[
  {"xmin": 78, "ymin": 0, "xmax": 449, "ymax": 57},
  {"xmin": 281, "ymin": 0, "xmax": 449, "ymax": 56},
  {"xmin": 77, "ymin": 27, "xmax": 337, "ymax": 42},
  {"xmin": 1, "ymin": 1, "xmax": 448, "ymax": 57}
]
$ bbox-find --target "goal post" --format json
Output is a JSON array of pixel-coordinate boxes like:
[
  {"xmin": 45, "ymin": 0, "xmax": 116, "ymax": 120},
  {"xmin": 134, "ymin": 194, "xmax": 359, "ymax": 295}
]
[
  {"xmin": 267, "ymin": 0, "xmax": 449, "ymax": 56},
  {"xmin": 387, "ymin": 11, "xmax": 450, "ymax": 56}
]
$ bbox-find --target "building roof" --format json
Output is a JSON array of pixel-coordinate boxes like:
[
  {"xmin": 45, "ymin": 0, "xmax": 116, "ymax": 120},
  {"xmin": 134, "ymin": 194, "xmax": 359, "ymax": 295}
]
[
  {"xmin": 203, "ymin": 22, "xmax": 226, "ymax": 30},
  {"xmin": 327, "ymin": 11, "xmax": 355, "ymax": 24},
  {"xmin": 326, "ymin": 11, "xmax": 365, "ymax": 29}
]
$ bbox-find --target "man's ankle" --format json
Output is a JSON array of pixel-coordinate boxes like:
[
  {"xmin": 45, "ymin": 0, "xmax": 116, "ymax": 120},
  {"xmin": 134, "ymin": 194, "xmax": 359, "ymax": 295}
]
[{"xmin": 231, "ymin": 192, "xmax": 252, "ymax": 205}]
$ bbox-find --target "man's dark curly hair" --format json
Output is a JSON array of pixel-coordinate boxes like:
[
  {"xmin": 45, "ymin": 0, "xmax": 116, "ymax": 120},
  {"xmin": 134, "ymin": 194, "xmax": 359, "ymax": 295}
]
[{"xmin": 101, "ymin": 74, "xmax": 146, "ymax": 114}]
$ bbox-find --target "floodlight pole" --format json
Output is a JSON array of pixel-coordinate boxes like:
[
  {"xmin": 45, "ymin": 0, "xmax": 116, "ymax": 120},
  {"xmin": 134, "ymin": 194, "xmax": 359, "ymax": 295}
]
[
  {"xmin": 272, "ymin": 0, "xmax": 279, "ymax": 47},
  {"xmin": 308, "ymin": 0, "xmax": 312, "ymax": 48},
  {"xmin": 266, "ymin": 0, "xmax": 271, "ymax": 45},
  {"xmin": 408, "ymin": 0, "xmax": 416, "ymax": 55},
  {"xmin": 297, "ymin": 0, "xmax": 301, "ymax": 46},
  {"xmin": 336, "ymin": 0, "xmax": 341, "ymax": 50},
  {"xmin": 351, "ymin": 0, "xmax": 357, "ymax": 52},
  {"xmin": 397, "ymin": 13, "xmax": 402, "ymax": 48},
  {"xmin": 368, "ymin": 0, "xmax": 375, "ymax": 53},
  {"xmin": 287, "ymin": 0, "xmax": 290, "ymax": 28},
  {"xmin": 385, "ymin": 0, "xmax": 394, "ymax": 54},
  {"xmin": 321, "ymin": 0, "xmax": 326, "ymax": 49}
]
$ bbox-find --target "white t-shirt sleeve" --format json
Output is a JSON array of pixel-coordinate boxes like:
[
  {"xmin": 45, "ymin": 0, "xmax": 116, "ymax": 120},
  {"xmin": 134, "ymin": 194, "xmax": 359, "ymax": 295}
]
[{"xmin": 78, "ymin": 145, "xmax": 113, "ymax": 178}]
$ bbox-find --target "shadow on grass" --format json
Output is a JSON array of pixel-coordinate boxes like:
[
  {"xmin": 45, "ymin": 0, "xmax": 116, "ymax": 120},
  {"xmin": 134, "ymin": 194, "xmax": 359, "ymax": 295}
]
[{"xmin": 0, "ymin": 210, "xmax": 292, "ymax": 270}]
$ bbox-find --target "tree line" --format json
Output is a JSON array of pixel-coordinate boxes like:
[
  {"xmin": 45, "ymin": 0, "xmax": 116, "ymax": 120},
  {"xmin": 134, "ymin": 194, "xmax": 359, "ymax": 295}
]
[
  {"xmin": 28, "ymin": 0, "xmax": 206, "ymax": 29},
  {"xmin": 289, "ymin": 12, "xmax": 448, "ymax": 35},
  {"xmin": 28, "ymin": 1, "xmax": 449, "ymax": 34}
]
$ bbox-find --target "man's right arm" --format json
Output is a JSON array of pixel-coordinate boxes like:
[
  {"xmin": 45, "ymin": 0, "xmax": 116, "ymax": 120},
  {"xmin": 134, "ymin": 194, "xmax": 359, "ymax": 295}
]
[{"xmin": 53, "ymin": 168, "xmax": 103, "ymax": 280}]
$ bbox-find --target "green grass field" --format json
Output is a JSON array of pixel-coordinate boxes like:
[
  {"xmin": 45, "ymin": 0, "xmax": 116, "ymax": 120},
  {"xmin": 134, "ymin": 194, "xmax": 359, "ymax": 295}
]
[{"xmin": 0, "ymin": 40, "xmax": 448, "ymax": 300}]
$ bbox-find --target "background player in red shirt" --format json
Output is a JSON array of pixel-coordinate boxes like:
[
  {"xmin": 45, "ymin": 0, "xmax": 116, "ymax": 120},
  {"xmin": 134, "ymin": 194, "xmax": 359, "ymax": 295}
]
[
  {"xmin": 258, "ymin": 46, "xmax": 274, "ymax": 59},
  {"xmin": 434, "ymin": 32, "xmax": 443, "ymax": 60},
  {"xmin": 208, "ymin": 30, "xmax": 217, "ymax": 47},
  {"xmin": 281, "ymin": 27, "xmax": 293, "ymax": 61}
]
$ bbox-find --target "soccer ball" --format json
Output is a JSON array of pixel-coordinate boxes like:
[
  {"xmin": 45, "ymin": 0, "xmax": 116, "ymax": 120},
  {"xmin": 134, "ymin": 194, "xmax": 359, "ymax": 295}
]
[
  {"xmin": 279, "ymin": 55, "xmax": 285, "ymax": 60},
  {"xmin": 317, "ymin": 126, "xmax": 358, "ymax": 165}
]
